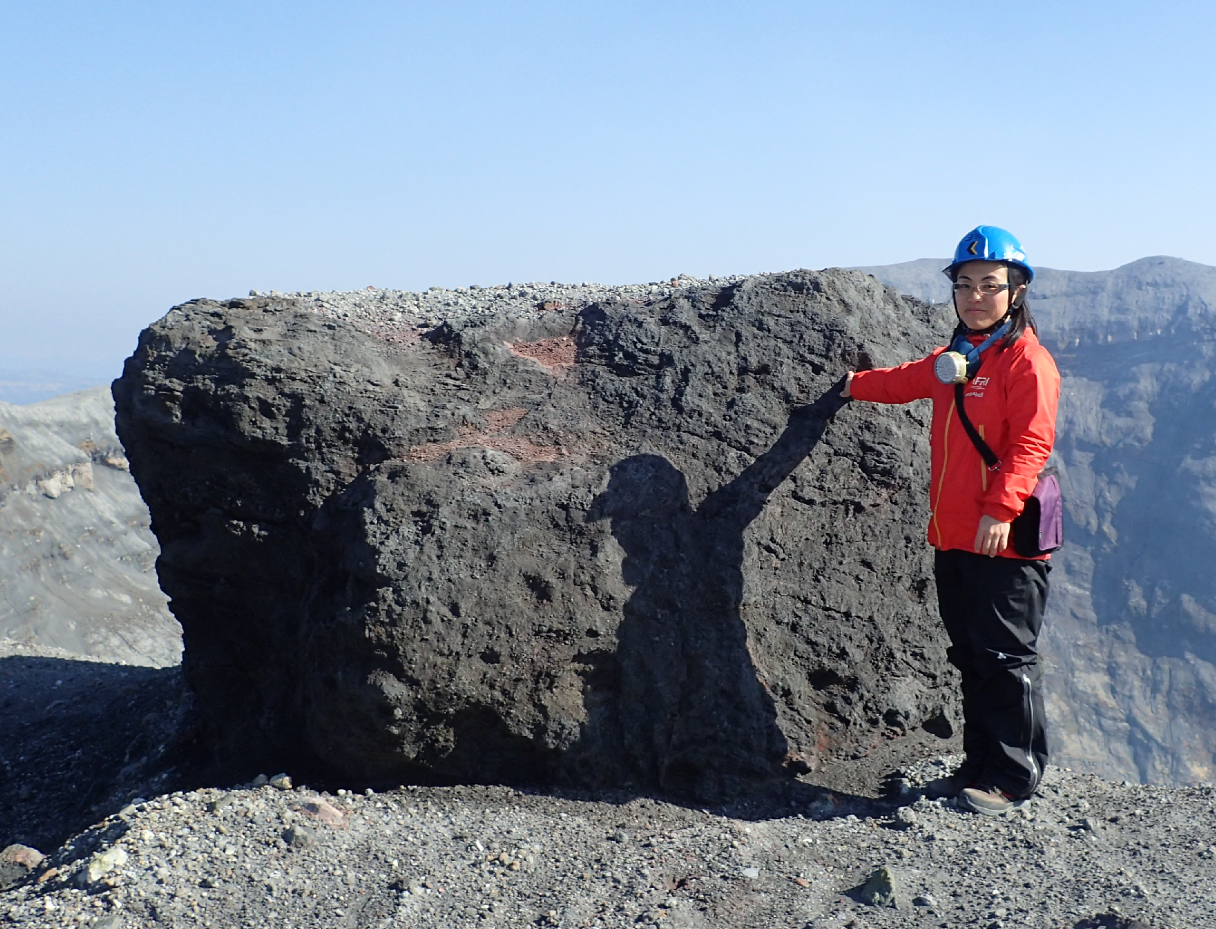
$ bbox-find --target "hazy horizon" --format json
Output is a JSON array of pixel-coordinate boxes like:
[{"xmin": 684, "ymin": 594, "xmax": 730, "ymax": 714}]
[{"xmin": 5, "ymin": 250, "xmax": 1216, "ymax": 405}]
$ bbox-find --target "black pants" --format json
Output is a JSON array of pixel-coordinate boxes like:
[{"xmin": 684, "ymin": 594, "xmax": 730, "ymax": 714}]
[{"xmin": 934, "ymin": 548, "xmax": 1049, "ymax": 799}]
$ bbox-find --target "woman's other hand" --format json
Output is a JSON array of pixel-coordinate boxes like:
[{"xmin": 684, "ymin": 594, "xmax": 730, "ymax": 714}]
[
  {"xmin": 841, "ymin": 371, "xmax": 854, "ymax": 398},
  {"xmin": 974, "ymin": 514, "xmax": 1011, "ymax": 556}
]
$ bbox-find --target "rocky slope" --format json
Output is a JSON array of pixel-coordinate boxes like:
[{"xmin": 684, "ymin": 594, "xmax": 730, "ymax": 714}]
[
  {"xmin": 3, "ymin": 626, "xmax": 1209, "ymax": 929},
  {"xmin": 856, "ymin": 257, "xmax": 1216, "ymax": 785},
  {"xmin": 0, "ymin": 391, "xmax": 187, "ymax": 865},
  {"xmin": 0, "ymin": 388, "xmax": 178, "ymax": 667},
  {"xmin": 112, "ymin": 271, "xmax": 960, "ymax": 796}
]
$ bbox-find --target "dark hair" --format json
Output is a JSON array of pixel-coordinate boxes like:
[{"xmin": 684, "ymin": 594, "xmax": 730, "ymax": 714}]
[{"xmin": 948, "ymin": 262, "xmax": 1037, "ymax": 348}]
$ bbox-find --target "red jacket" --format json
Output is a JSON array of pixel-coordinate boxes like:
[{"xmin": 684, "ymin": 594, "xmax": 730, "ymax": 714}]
[{"xmin": 850, "ymin": 327, "xmax": 1060, "ymax": 560}]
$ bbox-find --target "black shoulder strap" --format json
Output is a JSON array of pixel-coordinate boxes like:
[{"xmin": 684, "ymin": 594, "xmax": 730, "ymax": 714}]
[{"xmin": 954, "ymin": 383, "xmax": 1001, "ymax": 472}]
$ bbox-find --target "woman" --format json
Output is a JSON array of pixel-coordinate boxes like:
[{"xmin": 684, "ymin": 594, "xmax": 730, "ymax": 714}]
[{"xmin": 842, "ymin": 226, "xmax": 1060, "ymax": 815}]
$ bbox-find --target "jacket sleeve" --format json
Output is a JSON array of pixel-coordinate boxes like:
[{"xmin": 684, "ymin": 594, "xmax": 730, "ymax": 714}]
[
  {"xmin": 850, "ymin": 352, "xmax": 939, "ymax": 404},
  {"xmin": 983, "ymin": 345, "xmax": 1060, "ymax": 522}
]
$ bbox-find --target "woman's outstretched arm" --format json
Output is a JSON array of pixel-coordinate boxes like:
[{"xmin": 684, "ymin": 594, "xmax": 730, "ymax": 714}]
[{"xmin": 842, "ymin": 353, "xmax": 939, "ymax": 404}]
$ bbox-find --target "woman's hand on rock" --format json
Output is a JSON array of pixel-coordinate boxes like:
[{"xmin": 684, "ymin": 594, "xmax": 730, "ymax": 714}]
[
  {"xmin": 974, "ymin": 514, "xmax": 1011, "ymax": 557},
  {"xmin": 841, "ymin": 371, "xmax": 854, "ymax": 398}
]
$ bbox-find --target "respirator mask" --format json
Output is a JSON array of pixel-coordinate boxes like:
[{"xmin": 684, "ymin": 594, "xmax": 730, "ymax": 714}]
[{"xmin": 933, "ymin": 319, "xmax": 1011, "ymax": 384}]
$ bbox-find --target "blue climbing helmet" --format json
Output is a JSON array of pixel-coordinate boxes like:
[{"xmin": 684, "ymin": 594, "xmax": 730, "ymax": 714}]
[{"xmin": 942, "ymin": 226, "xmax": 1034, "ymax": 283}]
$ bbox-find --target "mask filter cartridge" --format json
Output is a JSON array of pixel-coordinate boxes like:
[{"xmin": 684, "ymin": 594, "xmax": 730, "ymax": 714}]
[
  {"xmin": 934, "ymin": 351, "xmax": 970, "ymax": 385},
  {"xmin": 933, "ymin": 319, "xmax": 1012, "ymax": 385}
]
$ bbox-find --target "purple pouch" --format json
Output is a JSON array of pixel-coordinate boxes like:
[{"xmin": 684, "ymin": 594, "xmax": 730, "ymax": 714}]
[{"xmin": 1012, "ymin": 467, "xmax": 1063, "ymax": 557}]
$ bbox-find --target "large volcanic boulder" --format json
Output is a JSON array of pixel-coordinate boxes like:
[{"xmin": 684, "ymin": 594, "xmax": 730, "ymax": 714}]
[{"xmin": 113, "ymin": 270, "xmax": 956, "ymax": 796}]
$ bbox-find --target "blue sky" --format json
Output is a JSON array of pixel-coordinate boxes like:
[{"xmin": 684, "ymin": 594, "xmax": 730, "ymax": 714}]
[{"xmin": 2, "ymin": 1, "xmax": 1214, "ymax": 385}]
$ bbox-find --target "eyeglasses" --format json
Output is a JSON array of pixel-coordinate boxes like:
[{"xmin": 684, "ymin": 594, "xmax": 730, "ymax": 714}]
[{"xmin": 953, "ymin": 281, "xmax": 1012, "ymax": 296}]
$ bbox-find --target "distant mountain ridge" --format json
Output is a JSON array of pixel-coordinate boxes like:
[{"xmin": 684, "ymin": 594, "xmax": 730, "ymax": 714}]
[{"xmin": 0, "ymin": 369, "xmax": 109, "ymax": 406}]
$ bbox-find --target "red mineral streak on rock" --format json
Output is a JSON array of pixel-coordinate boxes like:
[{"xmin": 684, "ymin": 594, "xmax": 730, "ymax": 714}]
[
  {"xmin": 402, "ymin": 433, "xmax": 561, "ymax": 464},
  {"xmin": 507, "ymin": 336, "xmax": 576, "ymax": 373},
  {"xmin": 485, "ymin": 407, "xmax": 527, "ymax": 432},
  {"xmin": 403, "ymin": 406, "xmax": 562, "ymax": 464}
]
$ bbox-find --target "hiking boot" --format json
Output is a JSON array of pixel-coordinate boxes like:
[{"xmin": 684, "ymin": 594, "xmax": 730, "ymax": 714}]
[
  {"xmin": 919, "ymin": 764, "xmax": 980, "ymax": 800},
  {"xmin": 959, "ymin": 785, "xmax": 1027, "ymax": 816}
]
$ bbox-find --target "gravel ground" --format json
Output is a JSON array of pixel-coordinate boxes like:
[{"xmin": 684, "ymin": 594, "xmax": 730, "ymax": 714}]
[{"xmin": 3, "ymin": 758, "xmax": 1214, "ymax": 929}]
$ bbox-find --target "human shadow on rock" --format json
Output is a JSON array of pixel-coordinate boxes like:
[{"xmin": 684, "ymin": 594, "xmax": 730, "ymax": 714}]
[
  {"xmin": 0, "ymin": 656, "xmax": 201, "ymax": 852},
  {"xmin": 583, "ymin": 386, "xmax": 850, "ymax": 802}
]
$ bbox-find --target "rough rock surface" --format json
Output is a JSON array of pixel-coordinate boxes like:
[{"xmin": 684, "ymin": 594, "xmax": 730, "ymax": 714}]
[
  {"xmin": 858, "ymin": 257, "xmax": 1216, "ymax": 785},
  {"xmin": 0, "ymin": 388, "xmax": 179, "ymax": 668},
  {"xmin": 113, "ymin": 271, "xmax": 959, "ymax": 794},
  {"xmin": 3, "ymin": 757, "xmax": 1215, "ymax": 929}
]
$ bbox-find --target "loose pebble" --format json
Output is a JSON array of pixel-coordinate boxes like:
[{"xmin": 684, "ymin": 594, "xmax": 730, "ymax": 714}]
[
  {"xmin": 84, "ymin": 846, "xmax": 127, "ymax": 884},
  {"xmin": 0, "ymin": 845, "xmax": 45, "ymax": 891},
  {"xmin": 854, "ymin": 865, "xmax": 902, "ymax": 908},
  {"xmin": 298, "ymin": 797, "xmax": 345, "ymax": 826}
]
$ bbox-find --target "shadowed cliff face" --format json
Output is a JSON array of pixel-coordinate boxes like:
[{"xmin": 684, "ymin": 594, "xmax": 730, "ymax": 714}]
[
  {"xmin": 114, "ymin": 270, "xmax": 958, "ymax": 794},
  {"xmin": 859, "ymin": 257, "xmax": 1216, "ymax": 784}
]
